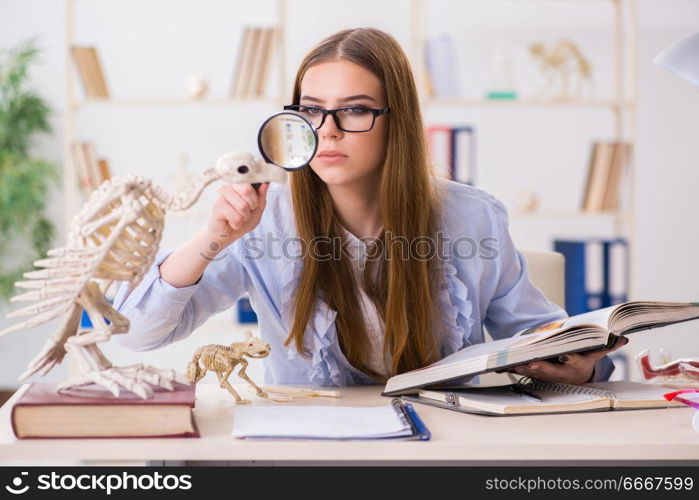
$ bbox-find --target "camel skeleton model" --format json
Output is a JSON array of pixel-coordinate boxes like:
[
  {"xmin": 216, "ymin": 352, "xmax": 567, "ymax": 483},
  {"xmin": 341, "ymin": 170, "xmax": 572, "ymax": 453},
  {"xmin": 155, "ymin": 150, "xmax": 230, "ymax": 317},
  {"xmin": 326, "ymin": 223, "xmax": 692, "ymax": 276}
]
[
  {"xmin": 0, "ymin": 152, "xmax": 287, "ymax": 399},
  {"xmin": 186, "ymin": 330, "xmax": 271, "ymax": 405},
  {"xmin": 529, "ymin": 39, "xmax": 595, "ymax": 99}
]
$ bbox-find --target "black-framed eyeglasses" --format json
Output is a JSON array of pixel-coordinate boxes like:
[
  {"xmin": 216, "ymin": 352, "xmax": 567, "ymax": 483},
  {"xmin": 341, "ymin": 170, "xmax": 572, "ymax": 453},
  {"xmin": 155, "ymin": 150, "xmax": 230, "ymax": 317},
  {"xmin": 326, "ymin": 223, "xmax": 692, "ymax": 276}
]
[{"xmin": 283, "ymin": 104, "xmax": 389, "ymax": 132}]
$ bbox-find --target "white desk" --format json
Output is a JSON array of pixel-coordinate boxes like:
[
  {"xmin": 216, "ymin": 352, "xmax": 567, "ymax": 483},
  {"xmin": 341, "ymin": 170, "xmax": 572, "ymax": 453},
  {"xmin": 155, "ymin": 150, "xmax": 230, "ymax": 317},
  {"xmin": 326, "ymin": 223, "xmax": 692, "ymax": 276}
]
[{"xmin": 1, "ymin": 383, "xmax": 698, "ymax": 465}]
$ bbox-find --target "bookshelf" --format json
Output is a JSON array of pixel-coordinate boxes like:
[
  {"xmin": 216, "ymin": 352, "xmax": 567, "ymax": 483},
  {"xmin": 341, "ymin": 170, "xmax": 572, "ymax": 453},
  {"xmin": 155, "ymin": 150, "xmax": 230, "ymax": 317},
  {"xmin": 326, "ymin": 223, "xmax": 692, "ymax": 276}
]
[
  {"xmin": 62, "ymin": 0, "xmax": 289, "ymax": 218},
  {"xmin": 411, "ymin": 0, "xmax": 638, "ymax": 297},
  {"xmin": 61, "ymin": 0, "xmax": 639, "ymax": 300}
]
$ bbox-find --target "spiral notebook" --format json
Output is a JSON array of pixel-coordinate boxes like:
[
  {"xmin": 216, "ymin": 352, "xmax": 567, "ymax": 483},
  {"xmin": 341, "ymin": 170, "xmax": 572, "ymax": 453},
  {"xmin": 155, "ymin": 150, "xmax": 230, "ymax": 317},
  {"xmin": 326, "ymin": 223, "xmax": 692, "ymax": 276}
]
[{"xmin": 401, "ymin": 381, "xmax": 686, "ymax": 416}]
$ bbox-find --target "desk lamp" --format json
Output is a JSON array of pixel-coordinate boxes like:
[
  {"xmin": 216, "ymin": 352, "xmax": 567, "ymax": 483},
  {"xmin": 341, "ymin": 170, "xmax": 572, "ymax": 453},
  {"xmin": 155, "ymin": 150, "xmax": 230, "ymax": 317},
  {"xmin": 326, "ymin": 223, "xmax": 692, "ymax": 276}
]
[{"xmin": 654, "ymin": 31, "xmax": 699, "ymax": 88}]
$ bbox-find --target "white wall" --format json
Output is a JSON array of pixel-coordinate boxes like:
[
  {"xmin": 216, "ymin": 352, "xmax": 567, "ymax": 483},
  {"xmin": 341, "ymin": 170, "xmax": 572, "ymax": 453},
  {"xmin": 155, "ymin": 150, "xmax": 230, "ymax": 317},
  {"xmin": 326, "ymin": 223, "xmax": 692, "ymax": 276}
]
[
  {"xmin": 632, "ymin": 0, "xmax": 699, "ymax": 368},
  {"xmin": 1, "ymin": 0, "xmax": 698, "ymax": 389}
]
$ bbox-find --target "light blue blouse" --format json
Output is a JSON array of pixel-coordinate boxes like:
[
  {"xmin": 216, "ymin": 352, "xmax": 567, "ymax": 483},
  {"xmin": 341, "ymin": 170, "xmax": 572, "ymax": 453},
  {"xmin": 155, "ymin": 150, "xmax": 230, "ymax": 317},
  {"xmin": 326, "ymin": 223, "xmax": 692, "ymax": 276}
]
[{"xmin": 112, "ymin": 179, "xmax": 614, "ymax": 386}]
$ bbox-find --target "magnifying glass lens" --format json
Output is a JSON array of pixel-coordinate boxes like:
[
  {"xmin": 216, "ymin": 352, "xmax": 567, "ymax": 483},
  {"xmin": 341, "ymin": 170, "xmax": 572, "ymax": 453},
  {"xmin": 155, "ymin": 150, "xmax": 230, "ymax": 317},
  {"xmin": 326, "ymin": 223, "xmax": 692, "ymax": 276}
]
[{"xmin": 258, "ymin": 112, "xmax": 317, "ymax": 170}]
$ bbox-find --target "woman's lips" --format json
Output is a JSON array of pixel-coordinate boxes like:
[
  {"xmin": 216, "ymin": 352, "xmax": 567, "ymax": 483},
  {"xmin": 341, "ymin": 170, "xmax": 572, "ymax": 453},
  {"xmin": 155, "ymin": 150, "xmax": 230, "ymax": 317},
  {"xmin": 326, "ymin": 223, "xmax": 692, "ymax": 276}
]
[{"xmin": 316, "ymin": 154, "xmax": 348, "ymax": 165}]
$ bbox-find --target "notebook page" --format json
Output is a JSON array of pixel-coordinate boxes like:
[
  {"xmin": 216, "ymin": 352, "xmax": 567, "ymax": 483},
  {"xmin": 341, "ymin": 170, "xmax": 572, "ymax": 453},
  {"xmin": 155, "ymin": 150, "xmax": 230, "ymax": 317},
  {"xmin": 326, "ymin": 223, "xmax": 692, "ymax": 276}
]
[
  {"xmin": 585, "ymin": 381, "xmax": 685, "ymax": 408},
  {"xmin": 420, "ymin": 386, "xmax": 609, "ymax": 414},
  {"xmin": 232, "ymin": 405, "xmax": 413, "ymax": 439},
  {"xmin": 455, "ymin": 387, "xmax": 605, "ymax": 407}
]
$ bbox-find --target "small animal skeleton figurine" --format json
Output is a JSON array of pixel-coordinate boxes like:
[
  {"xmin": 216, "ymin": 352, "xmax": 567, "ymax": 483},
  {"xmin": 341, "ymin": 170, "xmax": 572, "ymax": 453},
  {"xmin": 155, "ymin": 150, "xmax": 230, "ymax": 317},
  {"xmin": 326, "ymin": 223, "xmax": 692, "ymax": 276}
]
[
  {"xmin": 529, "ymin": 39, "xmax": 594, "ymax": 99},
  {"xmin": 186, "ymin": 330, "xmax": 270, "ymax": 405},
  {"xmin": 636, "ymin": 349, "xmax": 699, "ymax": 382},
  {"xmin": 0, "ymin": 152, "xmax": 287, "ymax": 400}
]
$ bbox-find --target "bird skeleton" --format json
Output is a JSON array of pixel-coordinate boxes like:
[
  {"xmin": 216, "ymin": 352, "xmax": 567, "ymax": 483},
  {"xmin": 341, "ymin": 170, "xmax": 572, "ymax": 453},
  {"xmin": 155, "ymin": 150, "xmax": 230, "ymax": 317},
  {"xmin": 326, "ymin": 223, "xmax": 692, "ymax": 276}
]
[{"xmin": 0, "ymin": 152, "xmax": 287, "ymax": 399}]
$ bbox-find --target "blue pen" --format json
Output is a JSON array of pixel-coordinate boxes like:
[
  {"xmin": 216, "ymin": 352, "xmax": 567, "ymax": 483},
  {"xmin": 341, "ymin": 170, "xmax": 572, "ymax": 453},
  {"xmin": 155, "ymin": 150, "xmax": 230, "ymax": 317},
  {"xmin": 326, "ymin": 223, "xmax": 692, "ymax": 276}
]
[
  {"xmin": 402, "ymin": 402, "xmax": 431, "ymax": 441},
  {"xmin": 392, "ymin": 398, "xmax": 431, "ymax": 441}
]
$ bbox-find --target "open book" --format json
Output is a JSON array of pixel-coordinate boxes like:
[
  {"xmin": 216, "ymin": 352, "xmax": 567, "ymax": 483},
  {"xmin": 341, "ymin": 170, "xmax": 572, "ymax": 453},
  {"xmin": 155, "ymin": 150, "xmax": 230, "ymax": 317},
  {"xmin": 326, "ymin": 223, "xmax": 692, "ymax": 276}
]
[
  {"xmin": 384, "ymin": 301, "xmax": 699, "ymax": 396},
  {"xmin": 402, "ymin": 380, "xmax": 686, "ymax": 416}
]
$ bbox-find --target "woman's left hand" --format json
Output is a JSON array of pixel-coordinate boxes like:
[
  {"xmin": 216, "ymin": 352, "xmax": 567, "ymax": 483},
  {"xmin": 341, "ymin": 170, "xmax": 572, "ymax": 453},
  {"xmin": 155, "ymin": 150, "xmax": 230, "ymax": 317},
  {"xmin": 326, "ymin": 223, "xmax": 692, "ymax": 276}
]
[{"xmin": 510, "ymin": 337, "xmax": 629, "ymax": 385}]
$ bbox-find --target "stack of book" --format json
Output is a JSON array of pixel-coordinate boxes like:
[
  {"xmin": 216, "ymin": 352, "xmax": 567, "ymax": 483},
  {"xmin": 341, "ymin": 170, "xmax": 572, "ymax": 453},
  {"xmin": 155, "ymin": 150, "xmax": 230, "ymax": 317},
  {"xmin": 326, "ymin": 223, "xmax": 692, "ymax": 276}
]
[
  {"xmin": 231, "ymin": 26, "xmax": 278, "ymax": 99},
  {"xmin": 581, "ymin": 141, "xmax": 631, "ymax": 212},
  {"xmin": 425, "ymin": 125, "xmax": 476, "ymax": 185},
  {"xmin": 71, "ymin": 141, "xmax": 112, "ymax": 197},
  {"xmin": 70, "ymin": 46, "xmax": 110, "ymax": 99}
]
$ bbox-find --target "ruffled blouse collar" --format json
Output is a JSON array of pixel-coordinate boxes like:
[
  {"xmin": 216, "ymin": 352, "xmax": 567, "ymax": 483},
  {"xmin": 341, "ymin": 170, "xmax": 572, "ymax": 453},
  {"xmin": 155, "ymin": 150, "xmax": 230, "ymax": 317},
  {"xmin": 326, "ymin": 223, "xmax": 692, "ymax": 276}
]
[{"xmin": 276, "ymin": 203, "xmax": 474, "ymax": 386}]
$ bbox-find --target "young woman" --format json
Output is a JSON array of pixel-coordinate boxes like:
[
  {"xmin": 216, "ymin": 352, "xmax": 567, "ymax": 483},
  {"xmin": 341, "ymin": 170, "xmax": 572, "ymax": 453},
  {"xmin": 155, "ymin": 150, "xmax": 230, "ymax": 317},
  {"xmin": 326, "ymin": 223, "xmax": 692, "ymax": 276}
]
[{"xmin": 113, "ymin": 28, "xmax": 624, "ymax": 386}]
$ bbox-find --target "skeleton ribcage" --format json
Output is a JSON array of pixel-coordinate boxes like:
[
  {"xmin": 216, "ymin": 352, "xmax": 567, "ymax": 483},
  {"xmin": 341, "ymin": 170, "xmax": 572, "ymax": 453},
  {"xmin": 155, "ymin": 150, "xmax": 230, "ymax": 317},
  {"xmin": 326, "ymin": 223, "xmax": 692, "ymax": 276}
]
[
  {"xmin": 3, "ymin": 184, "xmax": 166, "ymax": 334},
  {"xmin": 86, "ymin": 194, "xmax": 165, "ymax": 287},
  {"xmin": 198, "ymin": 345, "xmax": 236, "ymax": 372}
]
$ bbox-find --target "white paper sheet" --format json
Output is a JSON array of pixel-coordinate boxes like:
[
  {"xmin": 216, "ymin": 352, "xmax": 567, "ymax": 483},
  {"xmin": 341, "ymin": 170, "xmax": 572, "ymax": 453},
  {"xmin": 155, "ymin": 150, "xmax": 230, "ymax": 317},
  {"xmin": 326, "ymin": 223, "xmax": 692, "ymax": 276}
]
[{"xmin": 231, "ymin": 405, "xmax": 413, "ymax": 440}]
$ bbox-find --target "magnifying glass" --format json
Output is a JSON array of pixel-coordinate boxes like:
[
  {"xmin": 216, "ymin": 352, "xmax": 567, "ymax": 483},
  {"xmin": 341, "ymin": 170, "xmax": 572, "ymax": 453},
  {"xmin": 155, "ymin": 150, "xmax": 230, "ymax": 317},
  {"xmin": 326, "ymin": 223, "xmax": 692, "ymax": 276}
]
[{"xmin": 252, "ymin": 111, "xmax": 318, "ymax": 191}]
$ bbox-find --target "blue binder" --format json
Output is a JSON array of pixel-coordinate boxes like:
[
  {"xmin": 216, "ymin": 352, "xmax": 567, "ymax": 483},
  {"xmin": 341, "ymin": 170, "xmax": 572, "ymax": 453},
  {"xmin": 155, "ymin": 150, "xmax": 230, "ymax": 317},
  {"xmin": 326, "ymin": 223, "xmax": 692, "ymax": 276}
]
[
  {"xmin": 449, "ymin": 125, "xmax": 476, "ymax": 185},
  {"xmin": 554, "ymin": 238, "xmax": 629, "ymax": 316},
  {"xmin": 237, "ymin": 296, "xmax": 258, "ymax": 324}
]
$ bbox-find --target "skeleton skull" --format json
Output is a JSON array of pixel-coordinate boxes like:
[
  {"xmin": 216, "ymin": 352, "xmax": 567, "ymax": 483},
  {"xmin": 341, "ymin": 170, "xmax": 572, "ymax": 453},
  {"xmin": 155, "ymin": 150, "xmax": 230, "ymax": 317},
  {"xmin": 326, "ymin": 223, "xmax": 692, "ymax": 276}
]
[
  {"xmin": 242, "ymin": 330, "xmax": 270, "ymax": 359},
  {"xmin": 215, "ymin": 152, "xmax": 288, "ymax": 185}
]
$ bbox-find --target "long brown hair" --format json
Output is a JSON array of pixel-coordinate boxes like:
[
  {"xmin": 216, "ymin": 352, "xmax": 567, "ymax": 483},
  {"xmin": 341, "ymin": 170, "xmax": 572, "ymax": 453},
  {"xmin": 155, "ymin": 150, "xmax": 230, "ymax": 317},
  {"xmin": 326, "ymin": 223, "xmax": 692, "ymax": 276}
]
[{"xmin": 285, "ymin": 28, "xmax": 446, "ymax": 381}]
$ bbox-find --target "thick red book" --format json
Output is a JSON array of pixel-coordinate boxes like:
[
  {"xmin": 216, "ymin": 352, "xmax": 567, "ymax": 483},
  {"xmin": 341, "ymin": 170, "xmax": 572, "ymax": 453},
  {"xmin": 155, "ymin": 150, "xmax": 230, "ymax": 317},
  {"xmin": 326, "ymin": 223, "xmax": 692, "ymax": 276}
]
[{"xmin": 11, "ymin": 382, "xmax": 199, "ymax": 439}]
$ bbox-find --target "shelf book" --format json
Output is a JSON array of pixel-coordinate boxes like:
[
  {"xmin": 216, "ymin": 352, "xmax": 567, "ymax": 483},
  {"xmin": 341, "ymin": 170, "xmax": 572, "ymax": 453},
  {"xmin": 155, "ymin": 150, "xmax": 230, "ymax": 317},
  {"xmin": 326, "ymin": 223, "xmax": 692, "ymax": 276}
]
[
  {"xmin": 582, "ymin": 141, "xmax": 631, "ymax": 212},
  {"xmin": 231, "ymin": 26, "xmax": 278, "ymax": 99},
  {"xmin": 425, "ymin": 125, "xmax": 476, "ymax": 185},
  {"xmin": 383, "ymin": 300, "xmax": 699, "ymax": 396},
  {"xmin": 70, "ymin": 46, "xmax": 109, "ymax": 99},
  {"xmin": 71, "ymin": 141, "xmax": 111, "ymax": 197},
  {"xmin": 11, "ymin": 382, "xmax": 198, "ymax": 439},
  {"xmin": 425, "ymin": 34, "xmax": 460, "ymax": 99},
  {"xmin": 403, "ymin": 380, "xmax": 685, "ymax": 416}
]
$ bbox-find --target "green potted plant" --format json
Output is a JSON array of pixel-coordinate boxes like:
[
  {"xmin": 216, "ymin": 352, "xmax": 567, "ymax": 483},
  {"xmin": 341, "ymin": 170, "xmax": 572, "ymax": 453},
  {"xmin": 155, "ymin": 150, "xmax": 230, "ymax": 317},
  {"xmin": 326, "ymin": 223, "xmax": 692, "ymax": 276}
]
[{"xmin": 0, "ymin": 39, "xmax": 59, "ymax": 300}]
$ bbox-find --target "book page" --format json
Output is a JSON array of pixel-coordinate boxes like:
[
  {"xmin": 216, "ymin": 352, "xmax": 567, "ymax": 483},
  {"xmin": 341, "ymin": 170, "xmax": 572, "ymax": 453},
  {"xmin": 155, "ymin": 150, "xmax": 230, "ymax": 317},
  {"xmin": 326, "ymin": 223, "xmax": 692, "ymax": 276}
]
[
  {"xmin": 609, "ymin": 302, "xmax": 699, "ymax": 333},
  {"xmin": 462, "ymin": 387, "xmax": 604, "ymax": 406},
  {"xmin": 585, "ymin": 381, "xmax": 686, "ymax": 409},
  {"xmin": 420, "ymin": 386, "xmax": 609, "ymax": 415},
  {"xmin": 515, "ymin": 307, "xmax": 616, "ymax": 338}
]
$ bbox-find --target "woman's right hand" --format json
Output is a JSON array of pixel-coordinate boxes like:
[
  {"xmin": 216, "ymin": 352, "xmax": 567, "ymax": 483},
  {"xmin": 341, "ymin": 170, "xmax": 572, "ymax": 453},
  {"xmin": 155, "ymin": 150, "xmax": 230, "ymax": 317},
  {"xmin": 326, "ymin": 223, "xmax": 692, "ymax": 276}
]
[
  {"xmin": 159, "ymin": 182, "xmax": 270, "ymax": 288},
  {"xmin": 205, "ymin": 182, "xmax": 271, "ymax": 250}
]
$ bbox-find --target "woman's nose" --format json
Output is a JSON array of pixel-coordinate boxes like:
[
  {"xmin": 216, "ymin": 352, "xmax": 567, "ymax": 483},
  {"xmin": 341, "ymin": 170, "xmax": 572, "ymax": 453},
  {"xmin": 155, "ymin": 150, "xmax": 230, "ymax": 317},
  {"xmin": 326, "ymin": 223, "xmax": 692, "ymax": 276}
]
[{"xmin": 318, "ymin": 113, "xmax": 343, "ymax": 138}]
